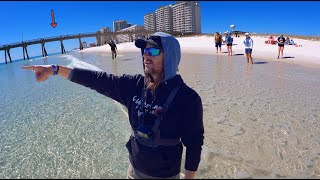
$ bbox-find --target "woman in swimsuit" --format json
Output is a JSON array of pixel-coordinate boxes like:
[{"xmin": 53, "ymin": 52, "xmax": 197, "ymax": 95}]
[{"xmin": 277, "ymin": 34, "xmax": 285, "ymax": 59}]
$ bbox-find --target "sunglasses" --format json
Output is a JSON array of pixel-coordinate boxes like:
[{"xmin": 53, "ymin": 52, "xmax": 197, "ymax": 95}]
[{"xmin": 143, "ymin": 47, "xmax": 162, "ymax": 57}]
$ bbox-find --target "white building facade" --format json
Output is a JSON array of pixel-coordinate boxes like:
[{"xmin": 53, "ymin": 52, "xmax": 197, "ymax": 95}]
[
  {"xmin": 100, "ymin": 27, "xmax": 112, "ymax": 45},
  {"xmin": 144, "ymin": 13, "xmax": 156, "ymax": 32},
  {"xmin": 144, "ymin": 1, "xmax": 201, "ymax": 34},
  {"xmin": 113, "ymin": 20, "xmax": 131, "ymax": 32},
  {"xmin": 155, "ymin": 5, "xmax": 173, "ymax": 33},
  {"xmin": 116, "ymin": 25, "xmax": 145, "ymax": 43},
  {"xmin": 172, "ymin": 1, "xmax": 201, "ymax": 34}
]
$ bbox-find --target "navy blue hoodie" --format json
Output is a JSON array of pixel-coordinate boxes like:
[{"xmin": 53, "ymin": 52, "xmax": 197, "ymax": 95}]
[{"xmin": 68, "ymin": 32, "xmax": 204, "ymax": 178}]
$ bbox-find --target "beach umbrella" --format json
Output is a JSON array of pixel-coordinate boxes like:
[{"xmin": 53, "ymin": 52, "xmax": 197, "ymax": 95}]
[{"xmin": 230, "ymin": 24, "xmax": 235, "ymax": 31}]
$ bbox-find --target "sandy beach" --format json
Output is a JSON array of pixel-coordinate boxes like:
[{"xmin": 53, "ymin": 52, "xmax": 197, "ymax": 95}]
[{"xmin": 83, "ymin": 34, "xmax": 320, "ymax": 69}]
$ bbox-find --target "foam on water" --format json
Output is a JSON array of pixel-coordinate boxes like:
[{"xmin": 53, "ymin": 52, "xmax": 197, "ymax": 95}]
[{"xmin": 63, "ymin": 54, "xmax": 102, "ymax": 71}]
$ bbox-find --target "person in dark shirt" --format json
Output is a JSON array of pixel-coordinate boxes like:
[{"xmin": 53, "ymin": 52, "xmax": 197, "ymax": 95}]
[
  {"xmin": 108, "ymin": 39, "xmax": 118, "ymax": 59},
  {"xmin": 214, "ymin": 32, "xmax": 223, "ymax": 53},
  {"xmin": 277, "ymin": 34, "xmax": 286, "ymax": 59},
  {"xmin": 22, "ymin": 32, "xmax": 204, "ymax": 179}
]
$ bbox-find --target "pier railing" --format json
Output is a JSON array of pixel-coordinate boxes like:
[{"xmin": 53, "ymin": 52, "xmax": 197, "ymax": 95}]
[{"xmin": 0, "ymin": 29, "xmax": 158, "ymax": 64}]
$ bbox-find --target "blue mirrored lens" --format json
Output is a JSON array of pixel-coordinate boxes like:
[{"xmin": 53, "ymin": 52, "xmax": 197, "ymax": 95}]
[{"xmin": 144, "ymin": 48, "xmax": 161, "ymax": 56}]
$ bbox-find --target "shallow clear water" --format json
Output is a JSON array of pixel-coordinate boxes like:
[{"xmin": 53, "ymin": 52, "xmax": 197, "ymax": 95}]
[{"xmin": 0, "ymin": 50, "xmax": 319, "ymax": 178}]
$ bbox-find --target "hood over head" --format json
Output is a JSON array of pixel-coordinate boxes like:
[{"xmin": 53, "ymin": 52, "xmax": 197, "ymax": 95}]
[{"xmin": 135, "ymin": 32, "xmax": 181, "ymax": 81}]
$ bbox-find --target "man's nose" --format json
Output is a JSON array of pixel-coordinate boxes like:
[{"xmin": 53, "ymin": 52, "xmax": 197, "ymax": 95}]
[{"xmin": 143, "ymin": 51, "xmax": 151, "ymax": 57}]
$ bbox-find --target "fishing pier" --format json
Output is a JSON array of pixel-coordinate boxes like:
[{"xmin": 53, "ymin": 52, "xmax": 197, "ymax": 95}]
[{"xmin": 0, "ymin": 30, "xmax": 153, "ymax": 64}]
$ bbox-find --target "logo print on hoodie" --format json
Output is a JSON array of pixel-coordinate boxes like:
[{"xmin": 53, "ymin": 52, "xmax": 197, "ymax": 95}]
[{"xmin": 132, "ymin": 96, "xmax": 163, "ymax": 116}]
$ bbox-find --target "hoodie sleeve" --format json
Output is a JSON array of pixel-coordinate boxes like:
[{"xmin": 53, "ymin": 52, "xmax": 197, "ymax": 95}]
[
  {"xmin": 68, "ymin": 68, "xmax": 142, "ymax": 106},
  {"xmin": 181, "ymin": 94, "xmax": 204, "ymax": 171}
]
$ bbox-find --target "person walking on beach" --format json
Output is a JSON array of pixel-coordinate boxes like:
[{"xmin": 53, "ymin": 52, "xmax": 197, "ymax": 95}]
[
  {"xmin": 108, "ymin": 39, "xmax": 118, "ymax": 59},
  {"xmin": 22, "ymin": 32, "xmax": 204, "ymax": 179},
  {"xmin": 243, "ymin": 33, "xmax": 254, "ymax": 64},
  {"xmin": 277, "ymin": 34, "xmax": 285, "ymax": 59},
  {"xmin": 225, "ymin": 32, "xmax": 233, "ymax": 56},
  {"xmin": 214, "ymin": 32, "xmax": 223, "ymax": 53}
]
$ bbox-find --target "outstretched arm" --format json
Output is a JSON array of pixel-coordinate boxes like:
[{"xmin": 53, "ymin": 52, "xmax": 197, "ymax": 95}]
[
  {"xmin": 22, "ymin": 65, "xmax": 141, "ymax": 106},
  {"xmin": 22, "ymin": 65, "xmax": 72, "ymax": 82}
]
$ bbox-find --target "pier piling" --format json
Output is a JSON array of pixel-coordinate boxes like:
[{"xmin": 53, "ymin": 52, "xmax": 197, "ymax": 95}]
[
  {"xmin": 5, "ymin": 48, "xmax": 7, "ymax": 64},
  {"xmin": 7, "ymin": 49, "xmax": 12, "ymax": 63}
]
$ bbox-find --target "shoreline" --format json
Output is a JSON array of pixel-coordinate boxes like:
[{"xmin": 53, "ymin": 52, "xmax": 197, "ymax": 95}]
[{"xmin": 82, "ymin": 35, "xmax": 320, "ymax": 69}]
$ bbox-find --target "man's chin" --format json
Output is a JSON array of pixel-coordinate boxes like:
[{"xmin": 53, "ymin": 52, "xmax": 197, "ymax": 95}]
[
  {"xmin": 144, "ymin": 68, "xmax": 163, "ymax": 77},
  {"xmin": 144, "ymin": 68, "xmax": 153, "ymax": 75}
]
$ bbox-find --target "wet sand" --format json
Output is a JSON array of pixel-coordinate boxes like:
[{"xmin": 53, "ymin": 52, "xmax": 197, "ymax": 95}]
[
  {"xmin": 78, "ymin": 51, "xmax": 320, "ymax": 178},
  {"xmin": 179, "ymin": 53, "xmax": 320, "ymax": 178},
  {"xmin": 2, "ymin": 50, "xmax": 319, "ymax": 178}
]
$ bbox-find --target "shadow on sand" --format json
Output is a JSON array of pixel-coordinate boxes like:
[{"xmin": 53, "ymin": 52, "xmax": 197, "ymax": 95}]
[
  {"xmin": 254, "ymin": 62, "xmax": 268, "ymax": 64},
  {"xmin": 221, "ymin": 52, "xmax": 244, "ymax": 56},
  {"xmin": 120, "ymin": 58, "xmax": 134, "ymax": 61},
  {"xmin": 282, "ymin": 56, "xmax": 295, "ymax": 59}
]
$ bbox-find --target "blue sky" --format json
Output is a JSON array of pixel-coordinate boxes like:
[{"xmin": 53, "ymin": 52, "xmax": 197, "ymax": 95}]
[{"xmin": 0, "ymin": 1, "xmax": 319, "ymax": 62}]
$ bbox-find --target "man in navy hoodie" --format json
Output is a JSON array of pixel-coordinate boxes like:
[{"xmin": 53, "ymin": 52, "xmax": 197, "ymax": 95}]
[{"xmin": 22, "ymin": 32, "xmax": 204, "ymax": 179}]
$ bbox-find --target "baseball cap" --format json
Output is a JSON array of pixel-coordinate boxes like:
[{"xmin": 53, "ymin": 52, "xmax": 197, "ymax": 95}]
[
  {"xmin": 135, "ymin": 35, "xmax": 163, "ymax": 49},
  {"xmin": 245, "ymin": 33, "xmax": 250, "ymax": 36}
]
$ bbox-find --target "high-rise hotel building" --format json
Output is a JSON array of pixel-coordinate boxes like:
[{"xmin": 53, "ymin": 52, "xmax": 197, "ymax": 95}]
[
  {"xmin": 144, "ymin": 1, "xmax": 201, "ymax": 34},
  {"xmin": 172, "ymin": 1, "xmax": 201, "ymax": 34},
  {"xmin": 113, "ymin": 20, "xmax": 131, "ymax": 32},
  {"xmin": 155, "ymin": 5, "xmax": 173, "ymax": 33},
  {"xmin": 144, "ymin": 13, "xmax": 156, "ymax": 32}
]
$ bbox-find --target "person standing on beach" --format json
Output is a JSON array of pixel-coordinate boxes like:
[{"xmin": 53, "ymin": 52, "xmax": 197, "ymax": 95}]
[
  {"xmin": 22, "ymin": 32, "xmax": 204, "ymax": 179},
  {"xmin": 243, "ymin": 33, "xmax": 254, "ymax": 64},
  {"xmin": 225, "ymin": 32, "xmax": 233, "ymax": 56},
  {"xmin": 108, "ymin": 39, "xmax": 118, "ymax": 59},
  {"xmin": 214, "ymin": 32, "xmax": 223, "ymax": 53},
  {"xmin": 277, "ymin": 34, "xmax": 285, "ymax": 59}
]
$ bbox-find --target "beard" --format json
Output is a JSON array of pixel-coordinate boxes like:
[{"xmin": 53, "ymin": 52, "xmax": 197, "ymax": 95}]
[
  {"xmin": 144, "ymin": 67, "xmax": 153, "ymax": 77},
  {"xmin": 144, "ymin": 67, "xmax": 163, "ymax": 80},
  {"xmin": 144, "ymin": 68, "xmax": 155, "ymax": 82},
  {"xmin": 144, "ymin": 68, "xmax": 164, "ymax": 95}
]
